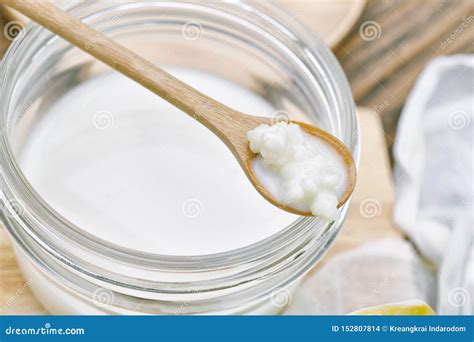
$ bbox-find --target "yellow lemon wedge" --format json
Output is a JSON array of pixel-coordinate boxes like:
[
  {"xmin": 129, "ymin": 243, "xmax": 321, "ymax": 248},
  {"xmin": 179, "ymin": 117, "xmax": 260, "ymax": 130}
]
[{"xmin": 351, "ymin": 300, "xmax": 435, "ymax": 315}]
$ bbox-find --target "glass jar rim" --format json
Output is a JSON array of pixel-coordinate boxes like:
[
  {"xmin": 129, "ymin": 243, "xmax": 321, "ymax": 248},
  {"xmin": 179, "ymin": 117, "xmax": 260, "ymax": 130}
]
[{"xmin": 0, "ymin": 0, "xmax": 359, "ymax": 273}]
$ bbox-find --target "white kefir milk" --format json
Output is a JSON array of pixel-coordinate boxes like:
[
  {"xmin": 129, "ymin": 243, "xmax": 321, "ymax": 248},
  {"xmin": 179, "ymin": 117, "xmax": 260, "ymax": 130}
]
[{"xmin": 18, "ymin": 67, "xmax": 299, "ymax": 256}]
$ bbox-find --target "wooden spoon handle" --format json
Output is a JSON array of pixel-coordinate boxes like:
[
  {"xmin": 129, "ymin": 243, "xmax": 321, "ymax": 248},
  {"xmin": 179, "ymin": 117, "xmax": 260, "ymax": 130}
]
[{"xmin": 2, "ymin": 0, "xmax": 238, "ymax": 131}]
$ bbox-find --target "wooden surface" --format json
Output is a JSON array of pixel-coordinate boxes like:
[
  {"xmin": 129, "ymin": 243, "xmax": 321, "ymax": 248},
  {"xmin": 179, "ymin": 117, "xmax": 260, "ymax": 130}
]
[
  {"xmin": 280, "ymin": 0, "xmax": 366, "ymax": 48},
  {"xmin": 0, "ymin": 5, "xmax": 10, "ymax": 55},
  {"xmin": 1, "ymin": 0, "xmax": 367, "ymax": 50},
  {"xmin": 0, "ymin": 229, "xmax": 45, "ymax": 314},
  {"xmin": 333, "ymin": 0, "xmax": 474, "ymax": 156}
]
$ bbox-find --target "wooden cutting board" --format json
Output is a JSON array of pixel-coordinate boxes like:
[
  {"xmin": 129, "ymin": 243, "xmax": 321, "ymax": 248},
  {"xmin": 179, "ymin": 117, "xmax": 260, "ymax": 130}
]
[{"xmin": 0, "ymin": 107, "xmax": 403, "ymax": 314}]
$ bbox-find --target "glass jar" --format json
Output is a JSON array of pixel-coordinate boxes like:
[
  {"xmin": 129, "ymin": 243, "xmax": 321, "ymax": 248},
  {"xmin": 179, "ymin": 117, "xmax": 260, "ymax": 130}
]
[{"xmin": 0, "ymin": 0, "xmax": 358, "ymax": 314}]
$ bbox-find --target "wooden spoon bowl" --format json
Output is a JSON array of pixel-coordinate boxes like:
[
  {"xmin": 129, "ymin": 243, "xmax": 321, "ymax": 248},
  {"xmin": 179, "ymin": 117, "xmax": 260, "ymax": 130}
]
[{"xmin": 217, "ymin": 111, "xmax": 357, "ymax": 216}]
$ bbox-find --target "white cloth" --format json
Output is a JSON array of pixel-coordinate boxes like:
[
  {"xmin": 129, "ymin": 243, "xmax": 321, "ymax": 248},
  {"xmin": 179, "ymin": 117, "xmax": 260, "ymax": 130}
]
[
  {"xmin": 285, "ymin": 239, "xmax": 434, "ymax": 314},
  {"xmin": 393, "ymin": 55, "xmax": 474, "ymax": 314},
  {"xmin": 284, "ymin": 55, "xmax": 472, "ymax": 315}
]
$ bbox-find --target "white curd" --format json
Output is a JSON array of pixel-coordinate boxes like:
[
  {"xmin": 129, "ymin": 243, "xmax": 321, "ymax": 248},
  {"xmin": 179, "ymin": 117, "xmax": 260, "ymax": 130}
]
[{"xmin": 247, "ymin": 122, "xmax": 346, "ymax": 221}]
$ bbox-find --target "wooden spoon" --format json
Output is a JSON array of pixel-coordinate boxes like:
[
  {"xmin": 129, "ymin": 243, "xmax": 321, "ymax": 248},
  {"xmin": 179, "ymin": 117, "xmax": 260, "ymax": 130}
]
[{"xmin": 2, "ymin": 0, "xmax": 356, "ymax": 217}]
